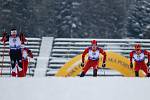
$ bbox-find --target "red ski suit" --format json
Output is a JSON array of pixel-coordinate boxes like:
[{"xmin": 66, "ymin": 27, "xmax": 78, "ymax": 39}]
[
  {"xmin": 21, "ymin": 48, "xmax": 33, "ymax": 77},
  {"xmin": 82, "ymin": 47, "xmax": 106, "ymax": 74},
  {"xmin": 130, "ymin": 50, "xmax": 150, "ymax": 75}
]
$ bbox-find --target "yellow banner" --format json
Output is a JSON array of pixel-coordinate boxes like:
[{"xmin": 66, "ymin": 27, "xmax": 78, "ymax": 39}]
[{"xmin": 55, "ymin": 51, "xmax": 145, "ymax": 77}]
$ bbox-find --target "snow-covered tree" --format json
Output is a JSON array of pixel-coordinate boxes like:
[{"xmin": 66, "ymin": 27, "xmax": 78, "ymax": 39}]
[
  {"xmin": 0, "ymin": 0, "xmax": 142, "ymax": 38},
  {"xmin": 127, "ymin": 0, "xmax": 150, "ymax": 38},
  {"xmin": 80, "ymin": 0, "xmax": 128, "ymax": 38},
  {"xmin": 54, "ymin": 0, "xmax": 82, "ymax": 38}
]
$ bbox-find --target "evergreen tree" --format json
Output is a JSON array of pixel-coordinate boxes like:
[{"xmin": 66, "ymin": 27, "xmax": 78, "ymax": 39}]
[{"xmin": 127, "ymin": 0, "xmax": 150, "ymax": 38}]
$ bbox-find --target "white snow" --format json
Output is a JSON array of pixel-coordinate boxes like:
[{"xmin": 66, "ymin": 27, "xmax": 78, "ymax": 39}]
[
  {"xmin": 146, "ymin": 25, "xmax": 150, "ymax": 29},
  {"xmin": 1, "ymin": 9, "xmax": 11, "ymax": 13},
  {"xmin": 0, "ymin": 77, "xmax": 150, "ymax": 100}
]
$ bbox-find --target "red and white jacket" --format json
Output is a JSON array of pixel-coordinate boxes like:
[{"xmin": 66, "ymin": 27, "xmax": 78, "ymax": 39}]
[
  {"xmin": 82, "ymin": 47, "xmax": 106, "ymax": 63},
  {"xmin": 22, "ymin": 48, "xmax": 33, "ymax": 60},
  {"xmin": 130, "ymin": 50, "xmax": 150, "ymax": 62},
  {"xmin": 1, "ymin": 32, "xmax": 27, "ymax": 49}
]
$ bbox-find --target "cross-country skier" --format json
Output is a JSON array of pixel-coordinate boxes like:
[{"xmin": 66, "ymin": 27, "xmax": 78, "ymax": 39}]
[
  {"xmin": 21, "ymin": 45, "xmax": 33, "ymax": 77},
  {"xmin": 130, "ymin": 43, "xmax": 150, "ymax": 77},
  {"xmin": 1, "ymin": 28, "xmax": 26, "ymax": 77},
  {"xmin": 80, "ymin": 40, "xmax": 106, "ymax": 77}
]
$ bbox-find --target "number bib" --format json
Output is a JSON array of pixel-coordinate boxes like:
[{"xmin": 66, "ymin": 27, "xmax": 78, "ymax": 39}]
[
  {"xmin": 133, "ymin": 52, "xmax": 145, "ymax": 62},
  {"xmin": 88, "ymin": 49, "xmax": 100, "ymax": 60},
  {"xmin": 9, "ymin": 37, "xmax": 21, "ymax": 49}
]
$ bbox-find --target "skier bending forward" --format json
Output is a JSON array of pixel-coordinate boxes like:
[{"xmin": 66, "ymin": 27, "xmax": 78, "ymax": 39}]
[
  {"xmin": 80, "ymin": 40, "xmax": 106, "ymax": 77},
  {"xmin": 130, "ymin": 43, "xmax": 150, "ymax": 77}
]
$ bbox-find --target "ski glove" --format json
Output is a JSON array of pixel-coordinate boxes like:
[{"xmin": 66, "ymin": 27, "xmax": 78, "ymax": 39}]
[
  {"xmin": 1, "ymin": 32, "xmax": 7, "ymax": 42},
  {"xmin": 102, "ymin": 63, "xmax": 106, "ymax": 68},
  {"xmin": 81, "ymin": 62, "xmax": 84, "ymax": 67},
  {"xmin": 2, "ymin": 32, "xmax": 7, "ymax": 37},
  {"xmin": 130, "ymin": 63, "xmax": 133, "ymax": 69}
]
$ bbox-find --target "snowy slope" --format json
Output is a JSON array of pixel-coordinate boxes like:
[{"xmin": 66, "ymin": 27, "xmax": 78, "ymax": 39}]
[{"xmin": 0, "ymin": 77, "xmax": 149, "ymax": 100}]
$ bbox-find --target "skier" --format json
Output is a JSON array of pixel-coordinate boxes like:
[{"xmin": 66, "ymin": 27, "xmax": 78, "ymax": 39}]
[
  {"xmin": 21, "ymin": 45, "xmax": 33, "ymax": 77},
  {"xmin": 130, "ymin": 43, "xmax": 150, "ymax": 77},
  {"xmin": 1, "ymin": 28, "xmax": 26, "ymax": 77},
  {"xmin": 80, "ymin": 40, "xmax": 106, "ymax": 77},
  {"xmin": 19, "ymin": 32, "xmax": 33, "ymax": 77}
]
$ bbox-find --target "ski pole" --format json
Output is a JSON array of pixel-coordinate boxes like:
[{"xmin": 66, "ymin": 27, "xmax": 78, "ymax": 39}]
[
  {"xmin": 1, "ymin": 41, "xmax": 6, "ymax": 76},
  {"xmin": 9, "ymin": 56, "xmax": 11, "ymax": 77},
  {"xmin": 103, "ymin": 67, "xmax": 105, "ymax": 76},
  {"xmin": 101, "ymin": 67, "xmax": 105, "ymax": 76},
  {"xmin": 28, "ymin": 57, "xmax": 30, "ymax": 76}
]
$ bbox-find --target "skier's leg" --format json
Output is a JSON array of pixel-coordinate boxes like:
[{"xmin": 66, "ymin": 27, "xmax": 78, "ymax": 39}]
[
  {"xmin": 80, "ymin": 60, "xmax": 91, "ymax": 77},
  {"xmin": 80, "ymin": 72, "xmax": 85, "ymax": 77},
  {"xmin": 17, "ymin": 49, "xmax": 24, "ymax": 77},
  {"xmin": 134, "ymin": 64, "xmax": 140, "ymax": 77},
  {"xmin": 135, "ymin": 71, "xmax": 139, "ymax": 77},
  {"xmin": 11, "ymin": 59, "xmax": 17, "ymax": 77},
  {"xmin": 22, "ymin": 60, "xmax": 28, "ymax": 76},
  {"xmin": 10, "ymin": 51, "xmax": 17, "ymax": 77},
  {"xmin": 93, "ymin": 69, "xmax": 97, "ymax": 77},
  {"xmin": 93, "ymin": 61, "xmax": 99, "ymax": 77},
  {"xmin": 141, "ymin": 63, "xmax": 150, "ymax": 77}
]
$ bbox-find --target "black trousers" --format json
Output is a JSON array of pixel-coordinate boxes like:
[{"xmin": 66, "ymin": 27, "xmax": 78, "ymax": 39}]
[{"xmin": 10, "ymin": 49, "xmax": 22, "ymax": 70}]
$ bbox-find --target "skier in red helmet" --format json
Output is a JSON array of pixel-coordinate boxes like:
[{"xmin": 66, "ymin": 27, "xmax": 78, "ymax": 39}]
[
  {"xmin": 130, "ymin": 43, "xmax": 150, "ymax": 77},
  {"xmin": 80, "ymin": 40, "xmax": 106, "ymax": 77},
  {"xmin": 21, "ymin": 45, "xmax": 33, "ymax": 77}
]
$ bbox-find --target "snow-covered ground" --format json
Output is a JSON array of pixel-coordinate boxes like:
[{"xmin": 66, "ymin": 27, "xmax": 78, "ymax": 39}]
[{"xmin": 0, "ymin": 77, "xmax": 149, "ymax": 100}]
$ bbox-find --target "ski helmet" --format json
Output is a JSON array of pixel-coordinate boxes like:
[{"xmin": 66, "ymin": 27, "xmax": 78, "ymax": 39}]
[
  {"xmin": 134, "ymin": 43, "xmax": 141, "ymax": 51},
  {"xmin": 91, "ymin": 40, "xmax": 97, "ymax": 45}
]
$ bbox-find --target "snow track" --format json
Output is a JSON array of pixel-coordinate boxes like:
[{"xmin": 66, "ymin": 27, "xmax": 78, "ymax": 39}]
[{"xmin": 0, "ymin": 77, "xmax": 149, "ymax": 100}]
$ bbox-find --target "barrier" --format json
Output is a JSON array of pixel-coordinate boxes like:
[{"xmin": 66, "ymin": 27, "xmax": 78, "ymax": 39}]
[{"xmin": 55, "ymin": 52, "xmax": 145, "ymax": 77}]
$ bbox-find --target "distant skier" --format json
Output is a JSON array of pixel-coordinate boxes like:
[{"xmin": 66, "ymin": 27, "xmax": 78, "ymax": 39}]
[
  {"xmin": 130, "ymin": 44, "xmax": 150, "ymax": 77},
  {"xmin": 21, "ymin": 45, "xmax": 33, "ymax": 77},
  {"xmin": 1, "ymin": 28, "xmax": 27, "ymax": 77},
  {"xmin": 80, "ymin": 40, "xmax": 106, "ymax": 77}
]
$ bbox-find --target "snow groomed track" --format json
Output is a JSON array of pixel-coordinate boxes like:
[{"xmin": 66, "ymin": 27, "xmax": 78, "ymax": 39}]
[{"xmin": 0, "ymin": 77, "xmax": 149, "ymax": 100}]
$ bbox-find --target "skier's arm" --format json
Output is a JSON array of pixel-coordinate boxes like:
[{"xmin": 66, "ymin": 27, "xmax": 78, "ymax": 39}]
[
  {"xmin": 1, "ymin": 32, "xmax": 9, "ymax": 42},
  {"xmin": 19, "ymin": 32, "xmax": 27, "ymax": 44},
  {"xmin": 144, "ymin": 50, "xmax": 150, "ymax": 65},
  {"xmin": 143, "ymin": 50, "xmax": 150, "ymax": 61},
  {"xmin": 82, "ymin": 48, "xmax": 89, "ymax": 63},
  {"xmin": 100, "ymin": 48, "xmax": 106, "ymax": 63},
  {"xmin": 130, "ymin": 51, "xmax": 133, "ymax": 68}
]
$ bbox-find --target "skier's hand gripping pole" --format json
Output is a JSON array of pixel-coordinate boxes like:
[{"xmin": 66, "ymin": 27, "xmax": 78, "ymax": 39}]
[{"xmin": 81, "ymin": 62, "xmax": 84, "ymax": 67}]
